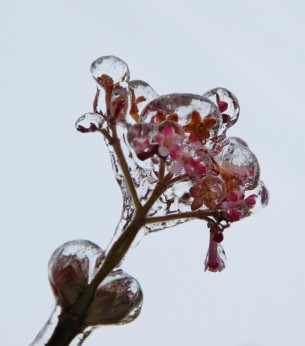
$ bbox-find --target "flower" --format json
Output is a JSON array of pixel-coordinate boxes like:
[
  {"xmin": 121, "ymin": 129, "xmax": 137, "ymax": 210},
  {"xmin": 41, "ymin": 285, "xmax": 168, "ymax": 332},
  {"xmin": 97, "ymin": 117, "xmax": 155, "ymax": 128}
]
[
  {"xmin": 205, "ymin": 226, "xmax": 226, "ymax": 272},
  {"xmin": 190, "ymin": 176, "xmax": 225, "ymax": 210},
  {"xmin": 183, "ymin": 110, "xmax": 217, "ymax": 142},
  {"xmin": 155, "ymin": 123, "xmax": 182, "ymax": 158}
]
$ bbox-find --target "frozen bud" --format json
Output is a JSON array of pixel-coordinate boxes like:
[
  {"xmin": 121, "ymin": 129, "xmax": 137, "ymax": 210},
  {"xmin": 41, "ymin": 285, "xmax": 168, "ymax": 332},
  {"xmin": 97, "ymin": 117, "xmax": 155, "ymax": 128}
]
[
  {"xmin": 205, "ymin": 228, "xmax": 227, "ymax": 272},
  {"xmin": 84, "ymin": 270, "xmax": 143, "ymax": 326},
  {"xmin": 203, "ymin": 87, "xmax": 240, "ymax": 138},
  {"xmin": 75, "ymin": 112, "xmax": 105, "ymax": 133},
  {"xmin": 210, "ymin": 225, "xmax": 224, "ymax": 243},
  {"xmin": 90, "ymin": 56, "xmax": 130, "ymax": 85},
  {"xmin": 48, "ymin": 240, "xmax": 105, "ymax": 309}
]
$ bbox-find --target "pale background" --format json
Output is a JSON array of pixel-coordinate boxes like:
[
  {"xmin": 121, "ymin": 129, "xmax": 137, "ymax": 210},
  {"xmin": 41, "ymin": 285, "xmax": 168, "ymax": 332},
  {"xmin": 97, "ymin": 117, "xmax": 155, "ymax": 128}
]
[{"xmin": 1, "ymin": 1, "xmax": 304, "ymax": 345}]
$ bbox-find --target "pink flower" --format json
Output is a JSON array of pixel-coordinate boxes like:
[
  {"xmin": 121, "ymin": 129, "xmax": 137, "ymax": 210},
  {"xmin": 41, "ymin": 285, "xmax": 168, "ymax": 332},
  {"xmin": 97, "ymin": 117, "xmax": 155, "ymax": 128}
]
[
  {"xmin": 132, "ymin": 137, "xmax": 157, "ymax": 161},
  {"xmin": 219, "ymin": 188, "xmax": 257, "ymax": 222},
  {"xmin": 171, "ymin": 153, "xmax": 207, "ymax": 177},
  {"xmin": 155, "ymin": 124, "xmax": 181, "ymax": 158},
  {"xmin": 205, "ymin": 227, "xmax": 226, "ymax": 272},
  {"xmin": 127, "ymin": 123, "xmax": 158, "ymax": 161}
]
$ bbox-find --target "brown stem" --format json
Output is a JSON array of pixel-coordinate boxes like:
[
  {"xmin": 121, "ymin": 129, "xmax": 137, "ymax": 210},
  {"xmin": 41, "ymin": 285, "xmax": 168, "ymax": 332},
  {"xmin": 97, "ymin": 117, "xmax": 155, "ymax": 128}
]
[
  {"xmin": 45, "ymin": 315, "xmax": 85, "ymax": 346},
  {"xmin": 45, "ymin": 125, "xmax": 212, "ymax": 345},
  {"xmin": 106, "ymin": 122, "xmax": 142, "ymax": 210},
  {"xmin": 145, "ymin": 210, "xmax": 215, "ymax": 225},
  {"xmin": 100, "ymin": 129, "xmax": 113, "ymax": 144},
  {"xmin": 166, "ymin": 174, "xmax": 189, "ymax": 186}
]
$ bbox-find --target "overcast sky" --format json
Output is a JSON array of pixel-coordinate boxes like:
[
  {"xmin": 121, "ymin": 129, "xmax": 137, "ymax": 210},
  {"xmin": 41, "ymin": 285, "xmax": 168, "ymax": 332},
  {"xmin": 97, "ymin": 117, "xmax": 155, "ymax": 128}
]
[{"xmin": 1, "ymin": 1, "xmax": 305, "ymax": 346}]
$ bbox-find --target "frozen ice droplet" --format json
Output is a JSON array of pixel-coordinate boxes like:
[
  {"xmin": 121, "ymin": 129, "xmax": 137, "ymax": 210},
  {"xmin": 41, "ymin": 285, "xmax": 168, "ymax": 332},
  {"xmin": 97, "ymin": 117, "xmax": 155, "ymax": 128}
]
[
  {"xmin": 216, "ymin": 138, "xmax": 260, "ymax": 190},
  {"xmin": 203, "ymin": 87, "xmax": 240, "ymax": 137},
  {"xmin": 75, "ymin": 112, "xmax": 105, "ymax": 133},
  {"xmin": 245, "ymin": 180, "xmax": 269, "ymax": 215},
  {"xmin": 205, "ymin": 232, "xmax": 227, "ymax": 272},
  {"xmin": 48, "ymin": 240, "xmax": 105, "ymax": 309},
  {"xmin": 84, "ymin": 269, "xmax": 143, "ymax": 326},
  {"xmin": 90, "ymin": 56, "xmax": 130, "ymax": 85},
  {"xmin": 129, "ymin": 80, "xmax": 159, "ymax": 123},
  {"xmin": 140, "ymin": 93, "xmax": 223, "ymax": 141}
]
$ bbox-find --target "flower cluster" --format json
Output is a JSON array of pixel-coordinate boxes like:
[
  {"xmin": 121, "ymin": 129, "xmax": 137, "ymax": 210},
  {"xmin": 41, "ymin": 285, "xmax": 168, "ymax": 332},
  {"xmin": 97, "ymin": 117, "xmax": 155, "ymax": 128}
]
[{"xmin": 75, "ymin": 55, "xmax": 269, "ymax": 273}]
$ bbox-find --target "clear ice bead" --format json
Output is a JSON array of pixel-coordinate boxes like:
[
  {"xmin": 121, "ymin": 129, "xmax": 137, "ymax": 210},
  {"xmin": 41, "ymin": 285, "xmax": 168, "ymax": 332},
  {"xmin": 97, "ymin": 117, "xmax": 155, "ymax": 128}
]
[
  {"xmin": 90, "ymin": 55, "xmax": 130, "ymax": 84},
  {"xmin": 129, "ymin": 80, "xmax": 159, "ymax": 122},
  {"xmin": 48, "ymin": 240, "xmax": 105, "ymax": 309},
  {"xmin": 245, "ymin": 180, "xmax": 269, "ymax": 214},
  {"xmin": 75, "ymin": 112, "xmax": 105, "ymax": 133},
  {"xmin": 203, "ymin": 87, "xmax": 240, "ymax": 138},
  {"xmin": 215, "ymin": 138, "xmax": 260, "ymax": 190}
]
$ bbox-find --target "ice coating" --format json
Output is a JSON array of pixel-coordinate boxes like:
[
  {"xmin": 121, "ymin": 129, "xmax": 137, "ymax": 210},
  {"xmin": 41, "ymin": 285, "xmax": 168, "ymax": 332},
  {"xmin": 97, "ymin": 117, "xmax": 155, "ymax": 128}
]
[
  {"xmin": 205, "ymin": 233, "xmax": 227, "ymax": 272},
  {"xmin": 91, "ymin": 56, "xmax": 130, "ymax": 85},
  {"xmin": 245, "ymin": 180, "xmax": 270, "ymax": 215},
  {"xmin": 203, "ymin": 87, "xmax": 240, "ymax": 138},
  {"xmin": 75, "ymin": 112, "xmax": 105, "ymax": 133},
  {"xmin": 91, "ymin": 56, "xmax": 131, "ymax": 122},
  {"xmin": 129, "ymin": 80, "xmax": 159, "ymax": 122},
  {"xmin": 140, "ymin": 93, "xmax": 223, "ymax": 140},
  {"xmin": 76, "ymin": 55, "xmax": 269, "ymax": 272},
  {"xmin": 48, "ymin": 240, "xmax": 105, "ymax": 309},
  {"xmin": 215, "ymin": 138, "xmax": 260, "ymax": 190},
  {"xmin": 84, "ymin": 269, "xmax": 143, "ymax": 326},
  {"xmin": 49, "ymin": 240, "xmax": 105, "ymax": 283}
]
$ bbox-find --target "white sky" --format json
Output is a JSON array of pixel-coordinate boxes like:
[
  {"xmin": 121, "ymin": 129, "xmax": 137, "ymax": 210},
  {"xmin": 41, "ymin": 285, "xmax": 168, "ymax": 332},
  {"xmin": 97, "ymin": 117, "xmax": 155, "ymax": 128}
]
[{"xmin": 1, "ymin": 1, "xmax": 305, "ymax": 345}]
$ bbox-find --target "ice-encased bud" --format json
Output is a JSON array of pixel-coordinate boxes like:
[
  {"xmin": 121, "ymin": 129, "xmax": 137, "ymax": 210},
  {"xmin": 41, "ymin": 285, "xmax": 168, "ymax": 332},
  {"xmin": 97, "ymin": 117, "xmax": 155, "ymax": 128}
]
[
  {"xmin": 203, "ymin": 87, "xmax": 239, "ymax": 137},
  {"xmin": 84, "ymin": 269, "xmax": 143, "ymax": 326},
  {"xmin": 129, "ymin": 80, "xmax": 159, "ymax": 122},
  {"xmin": 216, "ymin": 138, "xmax": 260, "ymax": 190},
  {"xmin": 140, "ymin": 93, "xmax": 222, "ymax": 141},
  {"xmin": 205, "ymin": 229, "xmax": 227, "ymax": 272},
  {"xmin": 127, "ymin": 123, "xmax": 158, "ymax": 161},
  {"xmin": 48, "ymin": 240, "xmax": 105, "ymax": 309},
  {"xmin": 245, "ymin": 180, "xmax": 270, "ymax": 215},
  {"xmin": 90, "ymin": 56, "xmax": 130, "ymax": 85},
  {"xmin": 75, "ymin": 113, "xmax": 105, "ymax": 133}
]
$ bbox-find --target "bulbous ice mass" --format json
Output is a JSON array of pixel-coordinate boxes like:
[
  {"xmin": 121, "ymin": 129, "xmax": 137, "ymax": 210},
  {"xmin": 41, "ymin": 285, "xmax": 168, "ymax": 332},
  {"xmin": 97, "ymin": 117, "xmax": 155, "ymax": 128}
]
[
  {"xmin": 91, "ymin": 55, "xmax": 130, "ymax": 84},
  {"xmin": 48, "ymin": 240, "xmax": 105, "ymax": 309},
  {"xmin": 84, "ymin": 269, "xmax": 143, "ymax": 326},
  {"xmin": 140, "ymin": 93, "xmax": 223, "ymax": 141}
]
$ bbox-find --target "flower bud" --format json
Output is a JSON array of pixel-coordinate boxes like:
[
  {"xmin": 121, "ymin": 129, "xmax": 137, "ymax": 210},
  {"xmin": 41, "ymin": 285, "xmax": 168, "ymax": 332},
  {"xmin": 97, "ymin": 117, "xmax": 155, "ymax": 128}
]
[
  {"xmin": 84, "ymin": 270, "xmax": 143, "ymax": 326},
  {"xmin": 205, "ymin": 229, "xmax": 227, "ymax": 272},
  {"xmin": 48, "ymin": 240, "xmax": 105, "ymax": 310}
]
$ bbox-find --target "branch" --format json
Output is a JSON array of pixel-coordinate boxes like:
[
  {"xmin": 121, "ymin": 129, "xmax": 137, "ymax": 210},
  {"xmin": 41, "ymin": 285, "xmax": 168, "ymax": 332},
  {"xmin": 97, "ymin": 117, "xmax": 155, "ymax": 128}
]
[
  {"xmin": 145, "ymin": 210, "xmax": 215, "ymax": 225},
  {"xmin": 107, "ymin": 122, "xmax": 142, "ymax": 210}
]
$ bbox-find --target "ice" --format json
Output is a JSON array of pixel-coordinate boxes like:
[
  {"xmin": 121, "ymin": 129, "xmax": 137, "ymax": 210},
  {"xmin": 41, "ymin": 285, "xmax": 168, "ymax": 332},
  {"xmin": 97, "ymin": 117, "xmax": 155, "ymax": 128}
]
[{"xmin": 84, "ymin": 269, "xmax": 143, "ymax": 325}]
